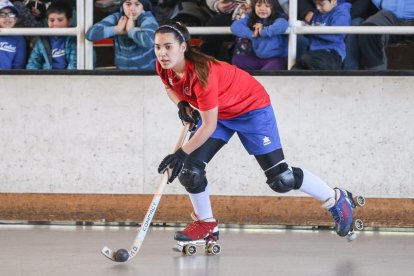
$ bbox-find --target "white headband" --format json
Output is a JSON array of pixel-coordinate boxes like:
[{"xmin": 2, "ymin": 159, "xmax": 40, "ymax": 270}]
[{"xmin": 159, "ymin": 25, "xmax": 186, "ymax": 42}]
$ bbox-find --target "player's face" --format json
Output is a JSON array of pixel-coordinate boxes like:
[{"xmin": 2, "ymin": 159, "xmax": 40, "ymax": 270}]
[
  {"xmin": 255, "ymin": 1, "xmax": 271, "ymax": 19},
  {"xmin": 154, "ymin": 32, "xmax": 187, "ymax": 70},
  {"xmin": 47, "ymin": 12, "xmax": 71, "ymax": 28},
  {"xmin": 0, "ymin": 8, "xmax": 17, "ymax": 28},
  {"xmin": 123, "ymin": 0, "xmax": 143, "ymax": 20},
  {"xmin": 314, "ymin": 0, "xmax": 337, "ymax": 13}
]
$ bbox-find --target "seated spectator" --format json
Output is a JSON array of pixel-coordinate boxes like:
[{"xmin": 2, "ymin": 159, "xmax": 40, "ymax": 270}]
[
  {"xmin": 10, "ymin": 0, "xmax": 43, "ymax": 27},
  {"xmin": 231, "ymin": 0, "xmax": 288, "ymax": 70},
  {"xmin": 297, "ymin": 0, "xmax": 377, "ymax": 69},
  {"xmin": 0, "ymin": 0, "xmax": 27, "ymax": 69},
  {"xmin": 26, "ymin": 0, "xmax": 77, "ymax": 69},
  {"xmin": 26, "ymin": 0, "xmax": 48, "ymax": 23},
  {"xmin": 201, "ymin": 0, "xmax": 251, "ymax": 62},
  {"xmin": 292, "ymin": 0, "xmax": 351, "ymax": 70},
  {"xmin": 86, "ymin": 0, "xmax": 158, "ymax": 70},
  {"xmin": 358, "ymin": 0, "xmax": 414, "ymax": 70}
]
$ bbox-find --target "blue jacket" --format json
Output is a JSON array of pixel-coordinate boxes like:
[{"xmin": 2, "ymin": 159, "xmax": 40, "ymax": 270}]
[
  {"xmin": 231, "ymin": 13, "xmax": 289, "ymax": 59},
  {"xmin": 371, "ymin": 0, "xmax": 414, "ymax": 20},
  {"xmin": 309, "ymin": 3, "xmax": 351, "ymax": 61},
  {"xmin": 26, "ymin": 36, "xmax": 77, "ymax": 69},
  {"xmin": 0, "ymin": 36, "xmax": 26, "ymax": 69},
  {"xmin": 86, "ymin": 6, "xmax": 158, "ymax": 70}
]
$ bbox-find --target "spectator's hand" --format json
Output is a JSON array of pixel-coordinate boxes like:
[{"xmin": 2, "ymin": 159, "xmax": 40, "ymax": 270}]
[
  {"xmin": 125, "ymin": 12, "xmax": 135, "ymax": 33},
  {"xmin": 304, "ymin": 11, "xmax": 314, "ymax": 24},
  {"xmin": 114, "ymin": 16, "xmax": 127, "ymax": 34},
  {"xmin": 252, "ymin": 23, "xmax": 263, "ymax": 37},
  {"xmin": 31, "ymin": 7, "xmax": 41, "ymax": 17},
  {"xmin": 217, "ymin": 0, "xmax": 237, "ymax": 14}
]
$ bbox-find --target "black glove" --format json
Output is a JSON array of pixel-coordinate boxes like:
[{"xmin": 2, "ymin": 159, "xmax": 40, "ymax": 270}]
[
  {"xmin": 158, "ymin": 148, "xmax": 188, "ymax": 183},
  {"xmin": 177, "ymin": 101, "xmax": 200, "ymax": 125}
]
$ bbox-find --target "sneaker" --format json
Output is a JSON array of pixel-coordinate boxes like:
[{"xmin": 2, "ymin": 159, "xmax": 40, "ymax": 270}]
[
  {"xmin": 322, "ymin": 188, "xmax": 354, "ymax": 237},
  {"xmin": 174, "ymin": 215, "xmax": 219, "ymax": 242}
]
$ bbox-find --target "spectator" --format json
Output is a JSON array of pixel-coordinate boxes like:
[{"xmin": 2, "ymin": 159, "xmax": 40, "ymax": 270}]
[
  {"xmin": 231, "ymin": 0, "xmax": 288, "ymax": 70},
  {"xmin": 0, "ymin": 0, "xmax": 27, "ymax": 69},
  {"xmin": 26, "ymin": 0, "xmax": 48, "ymax": 23},
  {"xmin": 9, "ymin": 0, "xmax": 43, "ymax": 27},
  {"xmin": 201, "ymin": 0, "xmax": 251, "ymax": 62},
  {"xmin": 86, "ymin": 0, "xmax": 158, "ymax": 70},
  {"xmin": 26, "ymin": 1, "xmax": 77, "ymax": 69},
  {"xmin": 297, "ymin": 0, "xmax": 377, "ymax": 70},
  {"xmin": 292, "ymin": 0, "xmax": 351, "ymax": 70},
  {"xmin": 358, "ymin": 0, "xmax": 414, "ymax": 70}
]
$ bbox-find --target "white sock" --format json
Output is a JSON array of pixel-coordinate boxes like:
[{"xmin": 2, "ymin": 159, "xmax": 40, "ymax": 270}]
[
  {"xmin": 188, "ymin": 184, "xmax": 214, "ymax": 221},
  {"xmin": 299, "ymin": 169, "xmax": 335, "ymax": 202}
]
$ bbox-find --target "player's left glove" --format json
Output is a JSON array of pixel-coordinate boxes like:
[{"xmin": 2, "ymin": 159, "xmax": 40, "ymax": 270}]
[{"xmin": 158, "ymin": 148, "xmax": 188, "ymax": 183}]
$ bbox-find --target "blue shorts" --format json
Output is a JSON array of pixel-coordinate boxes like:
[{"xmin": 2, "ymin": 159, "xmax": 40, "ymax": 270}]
[{"xmin": 196, "ymin": 105, "xmax": 282, "ymax": 155}]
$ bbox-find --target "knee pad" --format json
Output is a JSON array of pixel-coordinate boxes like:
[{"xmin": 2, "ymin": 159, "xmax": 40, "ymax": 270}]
[
  {"xmin": 265, "ymin": 163, "xmax": 303, "ymax": 193},
  {"xmin": 178, "ymin": 157, "xmax": 208, "ymax": 194}
]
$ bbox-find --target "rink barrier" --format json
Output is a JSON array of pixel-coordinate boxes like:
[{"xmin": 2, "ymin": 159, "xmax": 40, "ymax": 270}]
[{"xmin": 0, "ymin": 193, "xmax": 413, "ymax": 228}]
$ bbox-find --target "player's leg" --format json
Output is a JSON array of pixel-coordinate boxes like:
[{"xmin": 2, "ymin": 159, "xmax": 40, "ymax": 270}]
[
  {"xmin": 235, "ymin": 105, "xmax": 355, "ymax": 237},
  {"xmin": 174, "ymin": 118, "xmax": 236, "ymax": 242},
  {"xmin": 174, "ymin": 137, "xmax": 226, "ymax": 242},
  {"xmin": 256, "ymin": 149, "xmax": 356, "ymax": 236}
]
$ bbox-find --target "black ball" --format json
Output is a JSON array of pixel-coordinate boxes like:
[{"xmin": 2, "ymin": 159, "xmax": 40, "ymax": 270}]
[{"xmin": 114, "ymin": 248, "xmax": 129, "ymax": 262}]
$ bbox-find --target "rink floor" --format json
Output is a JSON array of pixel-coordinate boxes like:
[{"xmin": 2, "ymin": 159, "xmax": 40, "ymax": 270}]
[{"xmin": 1, "ymin": 223, "xmax": 413, "ymax": 276}]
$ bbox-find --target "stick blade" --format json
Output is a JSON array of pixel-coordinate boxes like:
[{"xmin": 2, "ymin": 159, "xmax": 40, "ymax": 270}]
[{"xmin": 101, "ymin": 246, "xmax": 116, "ymax": 261}]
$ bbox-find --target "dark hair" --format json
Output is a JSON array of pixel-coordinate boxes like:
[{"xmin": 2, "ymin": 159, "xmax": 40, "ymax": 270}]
[
  {"xmin": 247, "ymin": 0, "xmax": 287, "ymax": 30},
  {"xmin": 155, "ymin": 21, "xmax": 218, "ymax": 88},
  {"xmin": 46, "ymin": 0, "xmax": 73, "ymax": 19}
]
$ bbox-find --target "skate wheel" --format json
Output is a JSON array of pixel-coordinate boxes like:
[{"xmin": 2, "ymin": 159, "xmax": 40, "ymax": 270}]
[
  {"xmin": 184, "ymin": 245, "xmax": 197, "ymax": 256},
  {"xmin": 207, "ymin": 244, "xmax": 221, "ymax": 255},
  {"xmin": 346, "ymin": 231, "xmax": 357, "ymax": 242},
  {"xmin": 353, "ymin": 196, "xmax": 365, "ymax": 207},
  {"xmin": 354, "ymin": 219, "xmax": 364, "ymax": 230}
]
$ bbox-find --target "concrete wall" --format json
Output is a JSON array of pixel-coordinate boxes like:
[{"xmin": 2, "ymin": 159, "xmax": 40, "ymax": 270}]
[{"xmin": 0, "ymin": 74, "xmax": 413, "ymax": 198}]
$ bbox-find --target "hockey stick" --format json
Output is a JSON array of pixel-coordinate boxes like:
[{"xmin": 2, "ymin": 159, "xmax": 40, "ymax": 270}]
[{"xmin": 101, "ymin": 123, "xmax": 191, "ymax": 262}]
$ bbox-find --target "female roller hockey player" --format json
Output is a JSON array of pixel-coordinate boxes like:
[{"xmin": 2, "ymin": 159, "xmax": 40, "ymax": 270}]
[{"xmin": 155, "ymin": 22, "xmax": 362, "ymax": 249}]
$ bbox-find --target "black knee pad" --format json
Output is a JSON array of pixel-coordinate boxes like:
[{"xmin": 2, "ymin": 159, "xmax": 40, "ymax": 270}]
[
  {"xmin": 178, "ymin": 157, "xmax": 208, "ymax": 194},
  {"xmin": 265, "ymin": 163, "xmax": 303, "ymax": 193}
]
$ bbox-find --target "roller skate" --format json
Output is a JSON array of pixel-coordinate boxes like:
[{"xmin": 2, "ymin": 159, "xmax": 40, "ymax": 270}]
[
  {"xmin": 323, "ymin": 188, "xmax": 365, "ymax": 242},
  {"xmin": 173, "ymin": 213, "xmax": 221, "ymax": 256}
]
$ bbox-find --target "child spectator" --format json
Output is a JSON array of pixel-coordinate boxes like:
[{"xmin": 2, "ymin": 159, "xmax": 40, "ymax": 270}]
[
  {"xmin": 293, "ymin": 0, "xmax": 351, "ymax": 70},
  {"xmin": 0, "ymin": 0, "xmax": 27, "ymax": 69},
  {"xmin": 231, "ymin": 0, "xmax": 288, "ymax": 70},
  {"xmin": 297, "ymin": 0, "xmax": 377, "ymax": 70},
  {"xmin": 86, "ymin": 0, "xmax": 158, "ymax": 70},
  {"xmin": 26, "ymin": 0, "xmax": 76, "ymax": 69}
]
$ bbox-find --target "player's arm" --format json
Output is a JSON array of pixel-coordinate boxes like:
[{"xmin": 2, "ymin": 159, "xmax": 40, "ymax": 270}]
[{"xmin": 181, "ymin": 107, "xmax": 218, "ymax": 154}]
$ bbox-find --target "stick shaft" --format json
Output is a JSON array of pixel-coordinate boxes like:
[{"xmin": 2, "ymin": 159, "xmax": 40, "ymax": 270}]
[{"xmin": 128, "ymin": 123, "xmax": 190, "ymax": 259}]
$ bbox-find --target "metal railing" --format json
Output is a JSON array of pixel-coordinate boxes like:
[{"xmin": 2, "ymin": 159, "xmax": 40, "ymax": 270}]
[{"xmin": 0, "ymin": 0, "xmax": 413, "ymax": 70}]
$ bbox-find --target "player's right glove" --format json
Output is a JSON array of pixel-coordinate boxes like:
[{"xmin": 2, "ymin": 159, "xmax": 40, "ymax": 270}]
[{"xmin": 177, "ymin": 101, "xmax": 200, "ymax": 126}]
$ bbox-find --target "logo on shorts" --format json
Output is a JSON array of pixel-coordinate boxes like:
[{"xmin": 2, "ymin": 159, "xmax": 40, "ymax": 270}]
[{"xmin": 263, "ymin": 136, "xmax": 271, "ymax": 146}]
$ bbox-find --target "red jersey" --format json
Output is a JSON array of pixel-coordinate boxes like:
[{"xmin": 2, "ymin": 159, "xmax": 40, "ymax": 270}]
[{"xmin": 156, "ymin": 60, "xmax": 270, "ymax": 120}]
